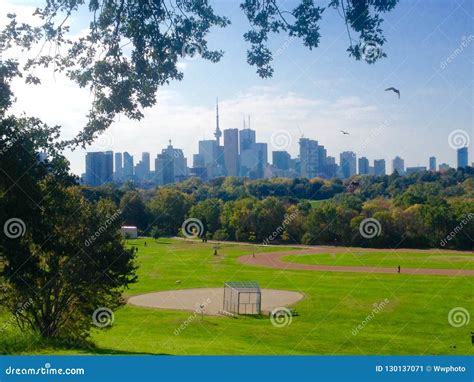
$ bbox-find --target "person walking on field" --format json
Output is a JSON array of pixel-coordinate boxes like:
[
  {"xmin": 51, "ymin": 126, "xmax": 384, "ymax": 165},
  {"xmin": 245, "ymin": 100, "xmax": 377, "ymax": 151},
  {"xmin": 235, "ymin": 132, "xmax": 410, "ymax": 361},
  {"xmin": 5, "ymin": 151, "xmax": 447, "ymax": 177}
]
[{"xmin": 398, "ymin": 265, "xmax": 401, "ymax": 273}]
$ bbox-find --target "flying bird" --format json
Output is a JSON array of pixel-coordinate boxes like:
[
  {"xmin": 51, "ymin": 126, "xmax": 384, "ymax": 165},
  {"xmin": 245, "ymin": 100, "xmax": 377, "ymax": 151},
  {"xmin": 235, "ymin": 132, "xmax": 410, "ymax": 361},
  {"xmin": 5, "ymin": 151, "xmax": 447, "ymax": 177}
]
[
  {"xmin": 385, "ymin": 87, "xmax": 400, "ymax": 98},
  {"xmin": 340, "ymin": 130, "xmax": 350, "ymax": 135}
]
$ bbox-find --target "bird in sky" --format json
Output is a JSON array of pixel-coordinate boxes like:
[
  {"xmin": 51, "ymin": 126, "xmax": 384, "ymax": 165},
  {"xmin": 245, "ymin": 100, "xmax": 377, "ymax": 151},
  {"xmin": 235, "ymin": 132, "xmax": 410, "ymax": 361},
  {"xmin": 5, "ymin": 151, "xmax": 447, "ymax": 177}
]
[
  {"xmin": 340, "ymin": 130, "xmax": 350, "ymax": 135},
  {"xmin": 385, "ymin": 87, "xmax": 400, "ymax": 98}
]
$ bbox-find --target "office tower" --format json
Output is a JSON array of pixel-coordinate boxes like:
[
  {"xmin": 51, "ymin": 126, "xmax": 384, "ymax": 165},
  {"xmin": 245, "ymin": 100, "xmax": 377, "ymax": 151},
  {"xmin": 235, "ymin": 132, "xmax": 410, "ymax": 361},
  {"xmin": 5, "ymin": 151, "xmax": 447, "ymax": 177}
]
[
  {"xmin": 392, "ymin": 156, "xmax": 404, "ymax": 175},
  {"xmin": 340, "ymin": 151, "xmax": 356, "ymax": 178},
  {"xmin": 325, "ymin": 156, "xmax": 338, "ymax": 178},
  {"xmin": 196, "ymin": 139, "xmax": 220, "ymax": 179},
  {"xmin": 114, "ymin": 152, "xmax": 123, "ymax": 181},
  {"xmin": 299, "ymin": 138, "xmax": 319, "ymax": 178},
  {"xmin": 238, "ymin": 127, "xmax": 267, "ymax": 179},
  {"xmin": 374, "ymin": 159, "xmax": 386, "ymax": 176},
  {"xmin": 439, "ymin": 163, "xmax": 450, "ymax": 171},
  {"xmin": 457, "ymin": 147, "xmax": 468, "ymax": 168},
  {"xmin": 155, "ymin": 141, "xmax": 188, "ymax": 185},
  {"xmin": 85, "ymin": 151, "xmax": 113, "ymax": 186},
  {"xmin": 123, "ymin": 152, "xmax": 134, "ymax": 179},
  {"xmin": 317, "ymin": 145, "xmax": 327, "ymax": 177},
  {"xmin": 253, "ymin": 142, "xmax": 268, "ymax": 179},
  {"xmin": 429, "ymin": 156, "xmax": 436, "ymax": 172},
  {"xmin": 142, "ymin": 152, "xmax": 150, "ymax": 175},
  {"xmin": 134, "ymin": 152, "xmax": 151, "ymax": 181},
  {"xmin": 406, "ymin": 166, "xmax": 427, "ymax": 175},
  {"xmin": 240, "ymin": 142, "xmax": 267, "ymax": 179},
  {"xmin": 224, "ymin": 128, "xmax": 239, "ymax": 176},
  {"xmin": 358, "ymin": 157, "xmax": 369, "ymax": 175},
  {"xmin": 273, "ymin": 151, "xmax": 291, "ymax": 171},
  {"xmin": 239, "ymin": 128, "xmax": 256, "ymax": 151}
]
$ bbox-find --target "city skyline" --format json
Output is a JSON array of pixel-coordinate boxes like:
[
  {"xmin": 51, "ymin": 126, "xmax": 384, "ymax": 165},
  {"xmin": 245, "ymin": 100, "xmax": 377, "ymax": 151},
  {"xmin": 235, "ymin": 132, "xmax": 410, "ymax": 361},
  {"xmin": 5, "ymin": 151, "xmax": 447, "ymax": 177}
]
[
  {"xmin": 1, "ymin": 0, "xmax": 472, "ymax": 176},
  {"xmin": 83, "ymin": 107, "xmax": 472, "ymax": 186}
]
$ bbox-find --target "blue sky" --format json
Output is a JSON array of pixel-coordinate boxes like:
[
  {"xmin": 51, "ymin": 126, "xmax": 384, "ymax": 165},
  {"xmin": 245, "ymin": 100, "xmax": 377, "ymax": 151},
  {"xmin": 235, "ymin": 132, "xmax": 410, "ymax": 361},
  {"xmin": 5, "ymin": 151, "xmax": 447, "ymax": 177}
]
[{"xmin": 3, "ymin": 0, "xmax": 473, "ymax": 175}]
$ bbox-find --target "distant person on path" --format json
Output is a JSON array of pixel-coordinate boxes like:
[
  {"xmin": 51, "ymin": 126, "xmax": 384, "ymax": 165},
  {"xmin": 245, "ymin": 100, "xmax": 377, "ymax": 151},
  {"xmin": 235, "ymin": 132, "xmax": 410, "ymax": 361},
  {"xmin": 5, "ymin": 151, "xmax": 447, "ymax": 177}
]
[
  {"xmin": 253, "ymin": 252, "xmax": 255, "ymax": 258},
  {"xmin": 398, "ymin": 265, "xmax": 401, "ymax": 273}
]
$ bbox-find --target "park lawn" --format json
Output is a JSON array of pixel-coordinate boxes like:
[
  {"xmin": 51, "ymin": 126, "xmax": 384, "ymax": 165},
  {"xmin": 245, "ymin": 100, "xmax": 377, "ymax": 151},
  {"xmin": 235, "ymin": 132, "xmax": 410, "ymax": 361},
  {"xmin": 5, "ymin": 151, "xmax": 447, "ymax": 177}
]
[
  {"xmin": 0, "ymin": 238, "xmax": 473, "ymax": 355},
  {"xmin": 281, "ymin": 251, "xmax": 474, "ymax": 270}
]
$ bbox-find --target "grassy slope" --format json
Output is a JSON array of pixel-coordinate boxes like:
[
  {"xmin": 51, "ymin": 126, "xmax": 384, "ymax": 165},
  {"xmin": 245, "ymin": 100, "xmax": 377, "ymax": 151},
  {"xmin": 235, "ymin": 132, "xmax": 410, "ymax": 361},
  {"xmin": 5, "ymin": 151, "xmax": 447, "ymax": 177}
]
[
  {"xmin": 1, "ymin": 238, "xmax": 473, "ymax": 355},
  {"xmin": 281, "ymin": 252, "xmax": 474, "ymax": 270}
]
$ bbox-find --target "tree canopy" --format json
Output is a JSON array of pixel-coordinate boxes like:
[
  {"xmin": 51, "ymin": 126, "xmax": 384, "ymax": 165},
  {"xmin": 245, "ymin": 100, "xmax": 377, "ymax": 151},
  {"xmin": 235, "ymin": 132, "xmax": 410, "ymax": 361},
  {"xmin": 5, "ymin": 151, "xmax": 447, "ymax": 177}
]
[{"xmin": 2, "ymin": 0, "xmax": 399, "ymax": 146}]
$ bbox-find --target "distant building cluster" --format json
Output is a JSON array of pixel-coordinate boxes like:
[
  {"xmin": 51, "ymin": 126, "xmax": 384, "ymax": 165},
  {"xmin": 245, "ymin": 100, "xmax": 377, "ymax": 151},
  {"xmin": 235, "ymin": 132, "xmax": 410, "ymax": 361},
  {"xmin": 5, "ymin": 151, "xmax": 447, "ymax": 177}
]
[{"xmin": 82, "ymin": 102, "xmax": 471, "ymax": 187}]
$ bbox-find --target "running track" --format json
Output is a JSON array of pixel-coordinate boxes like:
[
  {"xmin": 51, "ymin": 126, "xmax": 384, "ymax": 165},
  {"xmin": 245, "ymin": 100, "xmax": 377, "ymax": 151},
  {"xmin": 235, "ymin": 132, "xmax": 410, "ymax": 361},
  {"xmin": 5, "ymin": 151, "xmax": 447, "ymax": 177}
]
[{"xmin": 238, "ymin": 247, "xmax": 474, "ymax": 276}]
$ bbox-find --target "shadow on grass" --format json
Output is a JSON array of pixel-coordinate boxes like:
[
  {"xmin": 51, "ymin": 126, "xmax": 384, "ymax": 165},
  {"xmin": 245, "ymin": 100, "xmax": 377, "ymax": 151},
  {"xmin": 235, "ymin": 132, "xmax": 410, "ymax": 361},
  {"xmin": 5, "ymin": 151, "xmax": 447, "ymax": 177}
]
[{"xmin": 0, "ymin": 331, "xmax": 168, "ymax": 356}]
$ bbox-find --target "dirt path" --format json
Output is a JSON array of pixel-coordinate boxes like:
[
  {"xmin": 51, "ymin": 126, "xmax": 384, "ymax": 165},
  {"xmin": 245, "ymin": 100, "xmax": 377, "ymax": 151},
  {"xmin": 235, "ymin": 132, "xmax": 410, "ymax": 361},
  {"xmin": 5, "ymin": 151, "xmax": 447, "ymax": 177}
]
[
  {"xmin": 128, "ymin": 288, "xmax": 304, "ymax": 315},
  {"xmin": 238, "ymin": 247, "xmax": 474, "ymax": 276}
]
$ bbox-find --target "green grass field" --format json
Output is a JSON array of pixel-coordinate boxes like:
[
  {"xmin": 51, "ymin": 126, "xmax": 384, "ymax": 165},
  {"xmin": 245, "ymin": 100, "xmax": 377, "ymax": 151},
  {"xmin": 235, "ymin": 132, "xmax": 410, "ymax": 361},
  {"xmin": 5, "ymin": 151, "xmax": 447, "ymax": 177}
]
[
  {"xmin": 282, "ymin": 251, "xmax": 474, "ymax": 269},
  {"xmin": 1, "ymin": 238, "xmax": 473, "ymax": 355}
]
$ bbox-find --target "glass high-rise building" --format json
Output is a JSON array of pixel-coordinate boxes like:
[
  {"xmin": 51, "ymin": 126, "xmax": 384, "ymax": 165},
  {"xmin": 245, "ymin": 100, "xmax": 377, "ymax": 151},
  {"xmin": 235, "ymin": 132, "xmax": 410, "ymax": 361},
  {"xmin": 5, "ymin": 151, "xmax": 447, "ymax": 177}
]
[
  {"xmin": 224, "ymin": 128, "xmax": 239, "ymax": 176},
  {"xmin": 340, "ymin": 151, "xmax": 356, "ymax": 178},
  {"xmin": 374, "ymin": 159, "xmax": 386, "ymax": 176},
  {"xmin": 392, "ymin": 156, "xmax": 404, "ymax": 175},
  {"xmin": 85, "ymin": 151, "xmax": 113, "ymax": 186},
  {"xmin": 358, "ymin": 157, "xmax": 369, "ymax": 175},
  {"xmin": 457, "ymin": 147, "xmax": 468, "ymax": 168}
]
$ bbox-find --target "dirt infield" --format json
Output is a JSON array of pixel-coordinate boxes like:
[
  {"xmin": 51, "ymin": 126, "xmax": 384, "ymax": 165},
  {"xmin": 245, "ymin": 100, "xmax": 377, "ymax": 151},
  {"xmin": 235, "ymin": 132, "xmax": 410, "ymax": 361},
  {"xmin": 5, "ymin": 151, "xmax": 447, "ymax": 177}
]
[
  {"xmin": 128, "ymin": 288, "xmax": 304, "ymax": 315},
  {"xmin": 238, "ymin": 247, "xmax": 474, "ymax": 276}
]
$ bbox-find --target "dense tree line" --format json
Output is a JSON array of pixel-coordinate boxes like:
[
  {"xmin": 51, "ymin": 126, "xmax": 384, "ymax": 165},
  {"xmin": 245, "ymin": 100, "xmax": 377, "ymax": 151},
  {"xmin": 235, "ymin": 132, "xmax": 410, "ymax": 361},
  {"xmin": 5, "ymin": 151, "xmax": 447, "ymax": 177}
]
[{"xmin": 99, "ymin": 169, "xmax": 473, "ymax": 250}]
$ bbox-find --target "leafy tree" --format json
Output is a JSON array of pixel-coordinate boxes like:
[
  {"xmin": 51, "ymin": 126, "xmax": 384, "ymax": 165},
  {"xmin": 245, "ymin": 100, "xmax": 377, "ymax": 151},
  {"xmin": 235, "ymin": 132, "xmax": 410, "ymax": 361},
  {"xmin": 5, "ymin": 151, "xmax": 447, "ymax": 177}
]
[
  {"xmin": 147, "ymin": 188, "xmax": 191, "ymax": 235},
  {"xmin": 0, "ymin": 67, "xmax": 136, "ymax": 340},
  {"xmin": 119, "ymin": 190, "xmax": 149, "ymax": 230},
  {"xmin": 188, "ymin": 198, "xmax": 223, "ymax": 235}
]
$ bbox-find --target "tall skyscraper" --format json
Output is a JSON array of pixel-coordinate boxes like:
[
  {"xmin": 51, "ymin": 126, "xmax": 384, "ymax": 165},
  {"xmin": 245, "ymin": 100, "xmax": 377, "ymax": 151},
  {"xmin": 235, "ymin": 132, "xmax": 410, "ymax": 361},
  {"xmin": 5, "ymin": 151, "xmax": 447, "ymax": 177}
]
[
  {"xmin": 392, "ymin": 156, "xmax": 404, "ymax": 175},
  {"xmin": 317, "ymin": 145, "xmax": 327, "ymax": 176},
  {"xmin": 123, "ymin": 152, "xmax": 134, "ymax": 179},
  {"xmin": 85, "ymin": 151, "xmax": 113, "ymax": 186},
  {"xmin": 374, "ymin": 159, "xmax": 386, "ymax": 176},
  {"xmin": 457, "ymin": 147, "xmax": 468, "ymax": 168},
  {"xmin": 429, "ymin": 156, "xmax": 436, "ymax": 172},
  {"xmin": 134, "ymin": 152, "xmax": 151, "ymax": 181},
  {"xmin": 299, "ymin": 138, "xmax": 319, "ymax": 178},
  {"xmin": 358, "ymin": 157, "xmax": 369, "ymax": 175},
  {"xmin": 272, "ymin": 151, "xmax": 291, "ymax": 171},
  {"xmin": 114, "ymin": 152, "xmax": 123, "ymax": 181},
  {"xmin": 239, "ymin": 128, "xmax": 256, "ymax": 151},
  {"xmin": 340, "ymin": 151, "xmax": 356, "ymax": 178},
  {"xmin": 155, "ymin": 141, "xmax": 188, "ymax": 185},
  {"xmin": 224, "ymin": 128, "xmax": 239, "ymax": 176}
]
